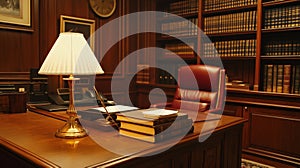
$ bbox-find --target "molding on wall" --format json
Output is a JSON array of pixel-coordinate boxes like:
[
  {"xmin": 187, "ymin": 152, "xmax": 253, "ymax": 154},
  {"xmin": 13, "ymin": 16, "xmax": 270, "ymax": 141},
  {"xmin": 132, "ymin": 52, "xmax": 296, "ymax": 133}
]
[{"xmin": 0, "ymin": 72, "xmax": 29, "ymax": 82}]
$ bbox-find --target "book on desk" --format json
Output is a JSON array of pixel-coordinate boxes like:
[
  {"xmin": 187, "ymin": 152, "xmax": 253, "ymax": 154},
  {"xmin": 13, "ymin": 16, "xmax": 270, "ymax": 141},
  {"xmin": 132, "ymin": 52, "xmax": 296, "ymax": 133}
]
[{"xmin": 116, "ymin": 108, "xmax": 193, "ymax": 143}]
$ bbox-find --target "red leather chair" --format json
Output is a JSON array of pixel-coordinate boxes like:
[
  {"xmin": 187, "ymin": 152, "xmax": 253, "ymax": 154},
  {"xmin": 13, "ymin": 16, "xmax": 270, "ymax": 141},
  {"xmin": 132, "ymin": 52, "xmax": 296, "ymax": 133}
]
[{"xmin": 155, "ymin": 65, "xmax": 226, "ymax": 114}]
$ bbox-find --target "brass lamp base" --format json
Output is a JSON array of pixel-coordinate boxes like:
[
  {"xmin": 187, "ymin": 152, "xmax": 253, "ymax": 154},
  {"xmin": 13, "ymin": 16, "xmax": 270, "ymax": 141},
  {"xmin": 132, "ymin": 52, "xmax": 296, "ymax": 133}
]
[
  {"xmin": 55, "ymin": 116, "xmax": 88, "ymax": 138},
  {"xmin": 55, "ymin": 75, "xmax": 87, "ymax": 139}
]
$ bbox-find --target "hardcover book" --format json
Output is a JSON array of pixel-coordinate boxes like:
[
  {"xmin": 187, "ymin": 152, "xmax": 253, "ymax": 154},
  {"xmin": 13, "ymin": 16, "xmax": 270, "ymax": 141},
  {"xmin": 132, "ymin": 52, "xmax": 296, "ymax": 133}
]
[
  {"xmin": 120, "ymin": 118, "xmax": 193, "ymax": 135},
  {"xmin": 119, "ymin": 125, "xmax": 193, "ymax": 143},
  {"xmin": 116, "ymin": 109, "xmax": 188, "ymax": 126}
]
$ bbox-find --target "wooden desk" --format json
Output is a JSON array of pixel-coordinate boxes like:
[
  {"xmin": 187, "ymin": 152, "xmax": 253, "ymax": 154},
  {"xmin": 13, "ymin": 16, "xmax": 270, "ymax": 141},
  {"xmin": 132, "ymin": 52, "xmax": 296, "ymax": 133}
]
[{"xmin": 0, "ymin": 109, "xmax": 245, "ymax": 168}]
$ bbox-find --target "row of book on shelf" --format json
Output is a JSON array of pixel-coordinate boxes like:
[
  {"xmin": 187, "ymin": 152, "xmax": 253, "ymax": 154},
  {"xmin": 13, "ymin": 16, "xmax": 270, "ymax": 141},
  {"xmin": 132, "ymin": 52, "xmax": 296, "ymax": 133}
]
[
  {"xmin": 136, "ymin": 64, "xmax": 150, "ymax": 84},
  {"xmin": 264, "ymin": 5, "xmax": 300, "ymax": 29},
  {"xmin": 204, "ymin": 0, "xmax": 257, "ymax": 12},
  {"xmin": 263, "ymin": 64, "xmax": 300, "ymax": 94},
  {"xmin": 161, "ymin": 18, "xmax": 198, "ymax": 38},
  {"xmin": 204, "ymin": 10, "xmax": 257, "ymax": 34},
  {"xmin": 162, "ymin": 0, "xmax": 198, "ymax": 17},
  {"xmin": 203, "ymin": 39, "xmax": 256, "ymax": 57},
  {"xmin": 163, "ymin": 43, "xmax": 195, "ymax": 59},
  {"xmin": 263, "ymin": 40, "xmax": 300, "ymax": 56}
]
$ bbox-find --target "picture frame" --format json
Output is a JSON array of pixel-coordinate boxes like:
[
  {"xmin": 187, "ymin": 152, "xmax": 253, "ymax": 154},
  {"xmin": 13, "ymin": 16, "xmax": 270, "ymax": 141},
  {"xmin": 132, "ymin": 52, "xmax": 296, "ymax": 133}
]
[
  {"xmin": 60, "ymin": 15, "xmax": 95, "ymax": 50},
  {"xmin": 0, "ymin": 0, "xmax": 32, "ymax": 31}
]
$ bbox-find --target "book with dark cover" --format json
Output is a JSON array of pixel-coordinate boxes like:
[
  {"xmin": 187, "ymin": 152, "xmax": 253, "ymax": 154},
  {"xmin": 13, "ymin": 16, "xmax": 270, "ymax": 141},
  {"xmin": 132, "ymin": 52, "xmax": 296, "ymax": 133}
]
[
  {"xmin": 120, "ymin": 118, "xmax": 193, "ymax": 135},
  {"xmin": 119, "ymin": 125, "xmax": 194, "ymax": 143},
  {"xmin": 116, "ymin": 109, "xmax": 188, "ymax": 126},
  {"xmin": 283, "ymin": 64, "xmax": 291, "ymax": 93}
]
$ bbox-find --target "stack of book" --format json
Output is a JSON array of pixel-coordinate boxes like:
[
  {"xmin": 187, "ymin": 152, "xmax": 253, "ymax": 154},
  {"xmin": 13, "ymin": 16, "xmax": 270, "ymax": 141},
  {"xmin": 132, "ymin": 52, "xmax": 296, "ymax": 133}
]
[{"xmin": 116, "ymin": 109, "xmax": 193, "ymax": 143}]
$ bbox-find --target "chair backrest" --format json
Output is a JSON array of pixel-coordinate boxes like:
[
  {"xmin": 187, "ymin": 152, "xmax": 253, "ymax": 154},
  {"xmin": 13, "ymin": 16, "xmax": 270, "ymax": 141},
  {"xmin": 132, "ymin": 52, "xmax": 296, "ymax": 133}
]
[{"xmin": 171, "ymin": 65, "xmax": 225, "ymax": 113}]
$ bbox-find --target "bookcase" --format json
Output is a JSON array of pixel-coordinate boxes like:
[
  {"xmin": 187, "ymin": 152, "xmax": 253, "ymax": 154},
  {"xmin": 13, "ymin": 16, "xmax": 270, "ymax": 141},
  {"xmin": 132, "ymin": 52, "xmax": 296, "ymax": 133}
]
[
  {"xmin": 151, "ymin": 0, "xmax": 300, "ymax": 95},
  {"xmin": 260, "ymin": 0, "xmax": 300, "ymax": 94}
]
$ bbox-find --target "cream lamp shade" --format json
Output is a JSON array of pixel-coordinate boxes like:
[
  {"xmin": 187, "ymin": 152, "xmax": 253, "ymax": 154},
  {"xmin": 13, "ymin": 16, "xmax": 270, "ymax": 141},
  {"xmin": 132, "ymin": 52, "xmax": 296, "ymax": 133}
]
[{"xmin": 39, "ymin": 32, "xmax": 103, "ymax": 75}]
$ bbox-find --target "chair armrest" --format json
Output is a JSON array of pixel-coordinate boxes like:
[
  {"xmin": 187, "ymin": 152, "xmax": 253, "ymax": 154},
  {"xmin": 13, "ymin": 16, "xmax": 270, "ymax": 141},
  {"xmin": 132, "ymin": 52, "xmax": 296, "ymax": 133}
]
[{"xmin": 150, "ymin": 102, "xmax": 172, "ymax": 108}]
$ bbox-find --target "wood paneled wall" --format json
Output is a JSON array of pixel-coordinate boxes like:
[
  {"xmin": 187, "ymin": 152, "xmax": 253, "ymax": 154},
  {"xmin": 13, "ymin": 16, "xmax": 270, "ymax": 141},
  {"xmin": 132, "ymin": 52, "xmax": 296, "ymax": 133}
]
[
  {"xmin": 0, "ymin": 0, "xmax": 39, "ymax": 80},
  {"xmin": 0, "ymin": 0, "xmax": 155, "ymax": 106}
]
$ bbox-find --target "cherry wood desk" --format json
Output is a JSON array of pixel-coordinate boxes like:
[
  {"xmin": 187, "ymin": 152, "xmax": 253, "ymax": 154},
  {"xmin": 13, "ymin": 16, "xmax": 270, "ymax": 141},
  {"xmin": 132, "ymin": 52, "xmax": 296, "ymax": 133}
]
[{"xmin": 0, "ymin": 108, "xmax": 245, "ymax": 168}]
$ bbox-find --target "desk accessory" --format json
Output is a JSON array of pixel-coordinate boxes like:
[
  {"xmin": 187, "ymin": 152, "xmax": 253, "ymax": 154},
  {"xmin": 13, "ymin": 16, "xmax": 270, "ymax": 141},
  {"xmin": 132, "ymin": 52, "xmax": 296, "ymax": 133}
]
[
  {"xmin": 38, "ymin": 32, "xmax": 104, "ymax": 138},
  {"xmin": 93, "ymin": 86, "xmax": 120, "ymax": 129}
]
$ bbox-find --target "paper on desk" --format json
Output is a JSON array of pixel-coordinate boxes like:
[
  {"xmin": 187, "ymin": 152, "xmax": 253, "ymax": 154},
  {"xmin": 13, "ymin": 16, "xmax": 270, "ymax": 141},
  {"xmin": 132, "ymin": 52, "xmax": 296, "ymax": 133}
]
[
  {"xmin": 142, "ymin": 109, "xmax": 178, "ymax": 119},
  {"xmin": 91, "ymin": 105, "xmax": 139, "ymax": 113}
]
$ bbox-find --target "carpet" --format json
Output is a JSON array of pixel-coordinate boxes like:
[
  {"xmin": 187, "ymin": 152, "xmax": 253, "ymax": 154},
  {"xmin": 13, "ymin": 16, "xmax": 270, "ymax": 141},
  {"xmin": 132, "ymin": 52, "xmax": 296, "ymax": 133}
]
[{"xmin": 241, "ymin": 159, "xmax": 276, "ymax": 168}]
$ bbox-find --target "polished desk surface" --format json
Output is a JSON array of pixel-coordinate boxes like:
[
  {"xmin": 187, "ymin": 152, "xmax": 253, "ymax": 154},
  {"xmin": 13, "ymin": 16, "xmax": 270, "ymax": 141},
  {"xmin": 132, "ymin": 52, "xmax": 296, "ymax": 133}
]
[{"xmin": 0, "ymin": 107, "xmax": 245, "ymax": 168}]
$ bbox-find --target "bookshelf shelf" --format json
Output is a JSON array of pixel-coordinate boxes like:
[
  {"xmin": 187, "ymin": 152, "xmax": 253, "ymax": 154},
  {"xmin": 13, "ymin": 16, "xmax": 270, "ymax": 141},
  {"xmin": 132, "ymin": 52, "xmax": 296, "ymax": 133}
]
[
  {"xmin": 159, "ymin": 13, "xmax": 198, "ymax": 20},
  {"xmin": 206, "ymin": 31, "xmax": 257, "ymax": 37},
  {"xmin": 157, "ymin": 56, "xmax": 197, "ymax": 62},
  {"xmin": 262, "ymin": 27, "xmax": 300, "ymax": 33},
  {"xmin": 262, "ymin": 0, "xmax": 300, "ymax": 7},
  {"xmin": 203, "ymin": 4, "xmax": 257, "ymax": 16},
  {"xmin": 261, "ymin": 56, "xmax": 300, "ymax": 60},
  {"xmin": 157, "ymin": 35, "xmax": 197, "ymax": 41},
  {"xmin": 219, "ymin": 56, "xmax": 257, "ymax": 60}
]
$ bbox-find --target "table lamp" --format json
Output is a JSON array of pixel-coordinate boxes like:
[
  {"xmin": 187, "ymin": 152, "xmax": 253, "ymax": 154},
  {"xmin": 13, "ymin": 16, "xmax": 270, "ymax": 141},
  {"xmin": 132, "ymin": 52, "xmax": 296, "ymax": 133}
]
[{"xmin": 39, "ymin": 32, "xmax": 104, "ymax": 138}]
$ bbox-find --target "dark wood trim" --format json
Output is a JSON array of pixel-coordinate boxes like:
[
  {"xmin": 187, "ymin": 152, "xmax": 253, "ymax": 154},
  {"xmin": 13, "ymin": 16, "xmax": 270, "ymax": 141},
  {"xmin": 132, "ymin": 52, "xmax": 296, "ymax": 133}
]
[
  {"xmin": 226, "ymin": 99, "xmax": 300, "ymax": 111},
  {"xmin": 243, "ymin": 148, "xmax": 300, "ymax": 166},
  {"xmin": 0, "ymin": 72, "xmax": 30, "ymax": 81}
]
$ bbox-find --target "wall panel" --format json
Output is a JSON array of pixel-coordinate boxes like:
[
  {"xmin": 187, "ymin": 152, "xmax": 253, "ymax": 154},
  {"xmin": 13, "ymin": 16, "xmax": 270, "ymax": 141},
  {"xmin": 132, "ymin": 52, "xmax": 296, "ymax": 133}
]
[{"xmin": 0, "ymin": 0, "xmax": 153, "ymax": 106}]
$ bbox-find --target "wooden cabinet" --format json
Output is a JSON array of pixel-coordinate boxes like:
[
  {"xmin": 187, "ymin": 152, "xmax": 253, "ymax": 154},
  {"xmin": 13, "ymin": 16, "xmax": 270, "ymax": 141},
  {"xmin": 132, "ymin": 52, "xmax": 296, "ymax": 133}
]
[
  {"xmin": 225, "ymin": 89, "xmax": 300, "ymax": 167},
  {"xmin": 0, "ymin": 92, "xmax": 27, "ymax": 113}
]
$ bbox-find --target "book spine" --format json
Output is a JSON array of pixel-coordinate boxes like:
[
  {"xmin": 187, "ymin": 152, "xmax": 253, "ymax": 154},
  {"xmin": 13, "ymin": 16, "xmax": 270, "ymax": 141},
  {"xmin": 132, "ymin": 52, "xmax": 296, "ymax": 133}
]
[
  {"xmin": 293, "ymin": 65, "xmax": 300, "ymax": 94},
  {"xmin": 276, "ymin": 65, "xmax": 284, "ymax": 93},
  {"xmin": 283, "ymin": 64, "xmax": 291, "ymax": 93},
  {"xmin": 119, "ymin": 125, "xmax": 193, "ymax": 143},
  {"xmin": 272, "ymin": 64, "xmax": 278, "ymax": 92},
  {"xmin": 266, "ymin": 64, "xmax": 273, "ymax": 92},
  {"xmin": 263, "ymin": 64, "xmax": 268, "ymax": 92},
  {"xmin": 120, "ymin": 118, "xmax": 193, "ymax": 135},
  {"xmin": 117, "ymin": 113, "xmax": 188, "ymax": 126}
]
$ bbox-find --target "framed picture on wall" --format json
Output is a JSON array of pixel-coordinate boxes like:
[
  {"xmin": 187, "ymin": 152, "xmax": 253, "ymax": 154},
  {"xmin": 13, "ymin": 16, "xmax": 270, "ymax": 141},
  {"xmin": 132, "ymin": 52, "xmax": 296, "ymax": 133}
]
[
  {"xmin": 60, "ymin": 15, "xmax": 96, "ymax": 50},
  {"xmin": 0, "ymin": 0, "xmax": 32, "ymax": 31}
]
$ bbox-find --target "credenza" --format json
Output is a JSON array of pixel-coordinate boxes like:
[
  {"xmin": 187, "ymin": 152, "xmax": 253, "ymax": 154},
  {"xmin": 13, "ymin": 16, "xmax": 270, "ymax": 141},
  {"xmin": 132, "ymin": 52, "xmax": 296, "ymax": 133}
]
[
  {"xmin": 0, "ymin": 92, "xmax": 27, "ymax": 113},
  {"xmin": 0, "ymin": 108, "xmax": 245, "ymax": 168}
]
